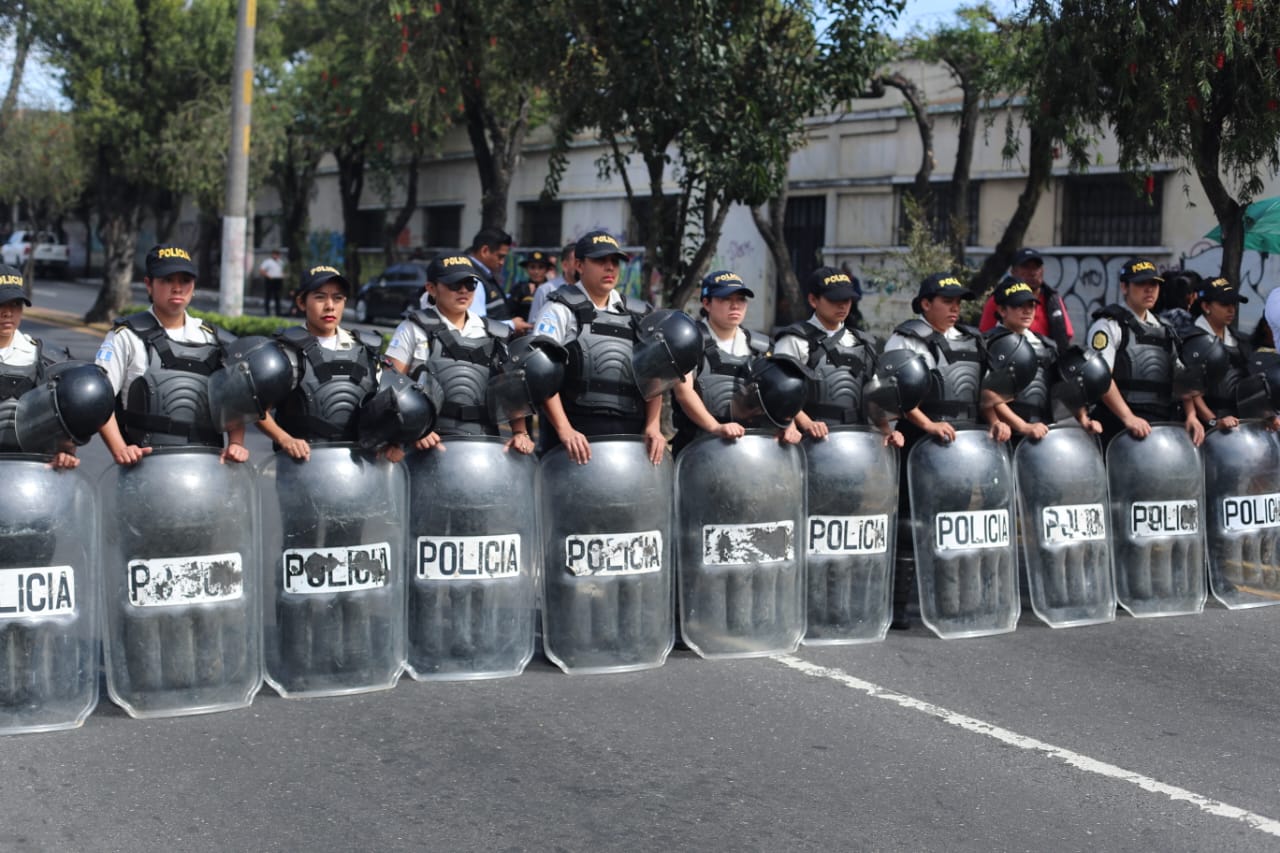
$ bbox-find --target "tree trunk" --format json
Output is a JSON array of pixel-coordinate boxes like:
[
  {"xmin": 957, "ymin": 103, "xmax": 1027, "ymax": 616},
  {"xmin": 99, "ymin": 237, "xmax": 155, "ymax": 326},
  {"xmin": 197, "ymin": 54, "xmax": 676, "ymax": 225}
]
[
  {"xmin": 752, "ymin": 191, "xmax": 804, "ymax": 327},
  {"xmin": 1192, "ymin": 121, "xmax": 1242, "ymax": 287},
  {"xmin": 195, "ymin": 209, "xmax": 220, "ymax": 288},
  {"xmin": 85, "ymin": 206, "xmax": 141, "ymax": 323},
  {"xmin": 949, "ymin": 74, "xmax": 980, "ymax": 269},
  {"xmin": 878, "ymin": 72, "xmax": 934, "ymax": 206},
  {"xmin": 0, "ymin": 10, "xmax": 32, "ymax": 137},
  {"xmin": 334, "ymin": 146, "xmax": 366, "ymax": 284},
  {"xmin": 271, "ymin": 134, "xmax": 320, "ymax": 279},
  {"xmin": 970, "ymin": 124, "xmax": 1054, "ymax": 297},
  {"xmin": 669, "ymin": 193, "xmax": 729, "ymax": 311},
  {"xmin": 383, "ymin": 151, "xmax": 420, "ymax": 264}
]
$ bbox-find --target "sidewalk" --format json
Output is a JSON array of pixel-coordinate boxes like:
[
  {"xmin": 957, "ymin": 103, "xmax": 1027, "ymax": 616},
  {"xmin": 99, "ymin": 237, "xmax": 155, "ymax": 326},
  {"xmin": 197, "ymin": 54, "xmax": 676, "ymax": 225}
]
[{"xmin": 28, "ymin": 276, "xmax": 269, "ymax": 332}]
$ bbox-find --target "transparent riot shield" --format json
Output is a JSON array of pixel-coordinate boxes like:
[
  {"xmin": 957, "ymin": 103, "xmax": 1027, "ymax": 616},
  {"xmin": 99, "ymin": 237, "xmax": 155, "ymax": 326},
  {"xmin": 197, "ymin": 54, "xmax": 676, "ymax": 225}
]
[
  {"xmin": 1201, "ymin": 423, "xmax": 1280, "ymax": 609},
  {"xmin": 802, "ymin": 426, "xmax": 897, "ymax": 644},
  {"xmin": 1106, "ymin": 425, "xmax": 1207, "ymax": 617},
  {"xmin": 539, "ymin": 436, "xmax": 674, "ymax": 673},
  {"xmin": 100, "ymin": 448, "xmax": 261, "ymax": 718},
  {"xmin": 1013, "ymin": 427, "xmax": 1116, "ymax": 628},
  {"xmin": 907, "ymin": 427, "xmax": 1019, "ymax": 638},
  {"xmin": 405, "ymin": 436, "xmax": 537, "ymax": 680},
  {"xmin": 0, "ymin": 456, "xmax": 98, "ymax": 735},
  {"xmin": 260, "ymin": 445, "xmax": 407, "ymax": 697},
  {"xmin": 674, "ymin": 431, "xmax": 805, "ymax": 657}
]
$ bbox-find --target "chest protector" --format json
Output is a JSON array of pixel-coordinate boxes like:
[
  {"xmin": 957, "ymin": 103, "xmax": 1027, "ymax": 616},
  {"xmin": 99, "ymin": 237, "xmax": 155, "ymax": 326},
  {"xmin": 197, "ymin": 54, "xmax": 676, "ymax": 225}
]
[
  {"xmin": 550, "ymin": 287, "xmax": 651, "ymax": 418},
  {"xmin": 988, "ymin": 327, "xmax": 1056, "ymax": 423},
  {"xmin": 1094, "ymin": 305, "xmax": 1174, "ymax": 420},
  {"xmin": 0, "ymin": 338, "xmax": 43, "ymax": 451},
  {"xmin": 1204, "ymin": 336, "xmax": 1250, "ymax": 417},
  {"xmin": 407, "ymin": 309, "xmax": 509, "ymax": 435},
  {"xmin": 119, "ymin": 313, "xmax": 224, "ymax": 447},
  {"xmin": 777, "ymin": 322, "xmax": 875, "ymax": 425},
  {"xmin": 274, "ymin": 327, "xmax": 379, "ymax": 442},
  {"xmin": 675, "ymin": 324, "xmax": 768, "ymax": 427},
  {"xmin": 893, "ymin": 319, "xmax": 983, "ymax": 423}
]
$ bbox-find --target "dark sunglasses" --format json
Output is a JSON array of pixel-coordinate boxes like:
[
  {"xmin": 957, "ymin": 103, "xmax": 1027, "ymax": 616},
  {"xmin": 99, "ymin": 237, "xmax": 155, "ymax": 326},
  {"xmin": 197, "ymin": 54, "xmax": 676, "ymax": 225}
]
[{"xmin": 441, "ymin": 279, "xmax": 479, "ymax": 292}]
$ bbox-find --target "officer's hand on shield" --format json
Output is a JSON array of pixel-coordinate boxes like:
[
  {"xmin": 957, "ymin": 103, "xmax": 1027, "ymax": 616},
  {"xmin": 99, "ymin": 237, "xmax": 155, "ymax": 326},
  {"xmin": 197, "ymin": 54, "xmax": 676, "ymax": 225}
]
[
  {"xmin": 988, "ymin": 420, "xmax": 1012, "ymax": 442},
  {"xmin": 712, "ymin": 421, "xmax": 745, "ymax": 440},
  {"xmin": 883, "ymin": 429, "xmax": 905, "ymax": 449},
  {"xmin": 278, "ymin": 435, "xmax": 311, "ymax": 461},
  {"xmin": 643, "ymin": 424, "xmax": 666, "ymax": 464},
  {"xmin": 415, "ymin": 430, "xmax": 444, "ymax": 452},
  {"xmin": 779, "ymin": 422, "xmax": 802, "ymax": 445},
  {"xmin": 924, "ymin": 419, "xmax": 956, "ymax": 443},
  {"xmin": 1075, "ymin": 412, "xmax": 1103, "ymax": 434},
  {"xmin": 1021, "ymin": 421, "xmax": 1050, "ymax": 440},
  {"xmin": 1266, "ymin": 415, "xmax": 1280, "ymax": 432},
  {"xmin": 221, "ymin": 441, "xmax": 249, "ymax": 464},
  {"xmin": 50, "ymin": 450, "xmax": 79, "ymax": 470},
  {"xmin": 1122, "ymin": 414, "xmax": 1152, "ymax": 438},
  {"xmin": 795, "ymin": 410, "xmax": 828, "ymax": 440},
  {"xmin": 381, "ymin": 443, "xmax": 406, "ymax": 464},
  {"xmin": 1218, "ymin": 415, "xmax": 1240, "ymax": 430},
  {"xmin": 504, "ymin": 431, "xmax": 535, "ymax": 455},
  {"xmin": 1184, "ymin": 412, "xmax": 1205, "ymax": 447}
]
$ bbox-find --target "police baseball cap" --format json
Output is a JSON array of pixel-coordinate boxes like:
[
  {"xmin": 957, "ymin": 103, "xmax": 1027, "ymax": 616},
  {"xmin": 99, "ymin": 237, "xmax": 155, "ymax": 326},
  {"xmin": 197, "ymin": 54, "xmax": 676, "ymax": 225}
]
[
  {"xmin": 994, "ymin": 277, "xmax": 1037, "ymax": 307},
  {"xmin": 299, "ymin": 264, "xmax": 351, "ymax": 295},
  {"xmin": 912, "ymin": 272, "xmax": 974, "ymax": 313},
  {"xmin": 427, "ymin": 254, "xmax": 482, "ymax": 285},
  {"xmin": 1199, "ymin": 276, "xmax": 1249, "ymax": 304},
  {"xmin": 0, "ymin": 264, "xmax": 29, "ymax": 306},
  {"xmin": 574, "ymin": 230, "xmax": 629, "ymax": 261},
  {"xmin": 1010, "ymin": 247, "xmax": 1044, "ymax": 267},
  {"xmin": 1120, "ymin": 258, "xmax": 1163, "ymax": 284},
  {"xmin": 145, "ymin": 244, "xmax": 197, "ymax": 279},
  {"xmin": 519, "ymin": 251, "xmax": 553, "ymax": 268},
  {"xmin": 806, "ymin": 267, "xmax": 859, "ymax": 301},
  {"xmin": 701, "ymin": 270, "xmax": 755, "ymax": 299}
]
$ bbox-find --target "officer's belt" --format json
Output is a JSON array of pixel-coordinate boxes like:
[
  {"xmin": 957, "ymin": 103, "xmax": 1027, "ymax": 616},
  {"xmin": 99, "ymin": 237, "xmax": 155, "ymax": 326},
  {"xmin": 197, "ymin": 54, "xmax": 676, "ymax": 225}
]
[
  {"xmin": 808, "ymin": 401, "xmax": 858, "ymax": 423},
  {"xmin": 585, "ymin": 322, "xmax": 634, "ymax": 340},
  {"xmin": 438, "ymin": 401, "xmax": 491, "ymax": 423},
  {"xmin": 122, "ymin": 411, "xmax": 221, "ymax": 445},
  {"xmin": 922, "ymin": 400, "xmax": 978, "ymax": 421}
]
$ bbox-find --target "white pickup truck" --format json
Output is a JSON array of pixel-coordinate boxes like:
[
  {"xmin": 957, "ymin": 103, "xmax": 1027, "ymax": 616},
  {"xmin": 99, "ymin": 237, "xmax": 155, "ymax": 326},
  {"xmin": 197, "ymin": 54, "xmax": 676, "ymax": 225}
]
[{"xmin": 0, "ymin": 230, "xmax": 70, "ymax": 277}]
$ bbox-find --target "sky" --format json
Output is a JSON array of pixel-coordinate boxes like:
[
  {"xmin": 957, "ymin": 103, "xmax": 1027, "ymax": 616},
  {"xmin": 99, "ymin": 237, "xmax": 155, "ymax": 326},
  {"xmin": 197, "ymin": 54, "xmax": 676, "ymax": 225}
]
[{"xmin": 888, "ymin": 0, "xmax": 1020, "ymax": 36}]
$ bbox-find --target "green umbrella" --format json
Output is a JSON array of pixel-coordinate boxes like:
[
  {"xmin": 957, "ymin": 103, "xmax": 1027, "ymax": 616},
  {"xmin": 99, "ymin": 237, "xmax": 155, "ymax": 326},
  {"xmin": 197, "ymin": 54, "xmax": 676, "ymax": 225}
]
[{"xmin": 1205, "ymin": 196, "xmax": 1280, "ymax": 255}]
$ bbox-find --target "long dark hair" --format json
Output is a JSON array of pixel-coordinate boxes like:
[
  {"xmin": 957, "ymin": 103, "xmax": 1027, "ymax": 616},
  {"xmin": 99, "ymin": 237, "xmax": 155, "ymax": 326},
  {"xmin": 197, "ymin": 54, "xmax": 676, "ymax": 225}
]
[{"xmin": 1157, "ymin": 270, "xmax": 1202, "ymax": 314}]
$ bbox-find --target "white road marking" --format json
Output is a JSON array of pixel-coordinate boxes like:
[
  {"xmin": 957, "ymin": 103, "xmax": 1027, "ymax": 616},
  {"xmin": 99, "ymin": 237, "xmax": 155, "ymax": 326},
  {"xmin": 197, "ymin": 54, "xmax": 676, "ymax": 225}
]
[{"xmin": 772, "ymin": 654, "xmax": 1280, "ymax": 838}]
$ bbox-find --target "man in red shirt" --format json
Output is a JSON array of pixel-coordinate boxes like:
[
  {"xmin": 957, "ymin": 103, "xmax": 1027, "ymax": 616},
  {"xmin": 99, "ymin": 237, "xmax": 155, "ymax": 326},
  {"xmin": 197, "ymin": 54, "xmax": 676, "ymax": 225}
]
[{"xmin": 977, "ymin": 248, "xmax": 1073, "ymax": 349}]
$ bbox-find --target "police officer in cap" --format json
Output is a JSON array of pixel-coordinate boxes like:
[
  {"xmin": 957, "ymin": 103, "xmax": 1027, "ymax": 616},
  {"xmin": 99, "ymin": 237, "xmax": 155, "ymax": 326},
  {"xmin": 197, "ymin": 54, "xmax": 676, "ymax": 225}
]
[
  {"xmin": 532, "ymin": 229, "xmax": 664, "ymax": 464},
  {"xmin": 0, "ymin": 265, "xmax": 79, "ymax": 469},
  {"xmin": 985, "ymin": 277, "xmax": 1101, "ymax": 441},
  {"xmin": 670, "ymin": 269, "xmax": 782, "ymax": 453},
  {"xmin": 94, "ymin": 245, "xmax": 249, "ymax": 465},
  {"xmin": 1085, "ymin": 258, "xmax": 1204, "ymax": 446},
  {"xmin": 1186, "ymin": 276, "xmax": 1274, "ymax": 431},
  {"xmin": 978, "ymin": 247, "xmax": 1073, "ymax": 349},
  {"xmin": 386, "ymin": 253, "xmax": 534, "ymax": 454},
  {"xmin": 511, "ymin": 251, "xmax": 553, "ymax": 323},
  {"xmin": 775, "ymin": 266, "xmax": 904, "ymax": 447},
  {"xmin": 255, "ymin": 264, "xmax": 400, "ymax": 460}
]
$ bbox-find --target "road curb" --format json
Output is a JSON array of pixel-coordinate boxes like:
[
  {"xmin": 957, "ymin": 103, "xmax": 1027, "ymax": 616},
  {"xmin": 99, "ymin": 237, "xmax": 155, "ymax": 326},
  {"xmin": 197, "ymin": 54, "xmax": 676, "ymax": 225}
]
[{"xmin": 27, "ymin": 305, "xmax": 110, "ymax": 334}]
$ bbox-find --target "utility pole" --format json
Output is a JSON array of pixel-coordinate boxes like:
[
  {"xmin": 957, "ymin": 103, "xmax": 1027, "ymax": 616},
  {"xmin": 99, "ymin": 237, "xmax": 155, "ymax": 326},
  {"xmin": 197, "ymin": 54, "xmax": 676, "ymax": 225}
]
[{"xmin": 219, "ymin": 0, "xmax": 257, "ymax": 317}]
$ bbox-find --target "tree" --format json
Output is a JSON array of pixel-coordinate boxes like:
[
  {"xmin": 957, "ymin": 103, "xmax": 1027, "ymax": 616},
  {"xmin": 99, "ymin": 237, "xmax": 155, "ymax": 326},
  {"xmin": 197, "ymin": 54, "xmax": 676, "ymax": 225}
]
[
  {"xmin": 1032, "ymin": 0, "xmax": 1280, "ymax": 287},
  {"xmin": 40, "ymin": 0, "xmax": 238, "ymax": 322},
  {"xmin": 0, "ymin": 1, "xmax": 39, "ymax": 137}
]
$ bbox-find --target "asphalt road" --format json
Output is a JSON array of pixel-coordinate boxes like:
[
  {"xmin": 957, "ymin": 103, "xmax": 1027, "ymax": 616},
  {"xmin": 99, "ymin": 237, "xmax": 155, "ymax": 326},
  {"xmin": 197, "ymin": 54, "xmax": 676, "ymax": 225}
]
[{"xmin": 6, "ymin": 280, "xmax": 1280, "ymax": 852}]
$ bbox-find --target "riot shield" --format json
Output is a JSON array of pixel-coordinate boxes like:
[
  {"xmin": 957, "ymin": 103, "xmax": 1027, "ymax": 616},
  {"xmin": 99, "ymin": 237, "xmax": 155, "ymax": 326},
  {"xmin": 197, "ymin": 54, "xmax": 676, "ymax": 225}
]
[
  {"xmin": 405, "ymin": 436, "xmax": 537, "ymax": 680},
  {"xmin": 0, "ymin": 456, "xmax": 98, "ymax": 735},
  {"xmin": 539, "ymin": 436, "xmax": 674, "ymax": 673},
  {"xmin": 1201, "ymin": 423, "xmax": 1280, "ymax": 609},
  {"xmin": 1013, "ymin": 427, "xmax": 1116, "ymax": 628},
  {"xmin": 99, "ymin": 448, "xmax": 261, "ymax": 718},
  {"xmin": 260, "ymin": 445, "xmax": 407, "ymax": 697},
  {"xmin": 802, "ymin": 426, "xmax": 897, "ymax": 644},
  {"xmin": 1106, "ymin": 426, "xmax": 1207, "ymax": 617},
  {"xmin": 674, "ymin": 431, "xmax": 805, "ymax": 657},
  {"xmin": 907, "ymin": 428, "xmax": 1019, "ymax": 638}
]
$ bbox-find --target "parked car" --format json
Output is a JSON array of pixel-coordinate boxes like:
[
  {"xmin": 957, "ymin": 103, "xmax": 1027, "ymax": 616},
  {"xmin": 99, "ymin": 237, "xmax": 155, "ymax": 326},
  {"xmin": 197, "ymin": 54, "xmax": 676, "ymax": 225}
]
[
  {"xmin": 0, "ymin": 230, "xmax": 70, "ymax": 277},
  {"xmin": 353, "ymin": 262, "xmax": 429, "ymax": 324}
]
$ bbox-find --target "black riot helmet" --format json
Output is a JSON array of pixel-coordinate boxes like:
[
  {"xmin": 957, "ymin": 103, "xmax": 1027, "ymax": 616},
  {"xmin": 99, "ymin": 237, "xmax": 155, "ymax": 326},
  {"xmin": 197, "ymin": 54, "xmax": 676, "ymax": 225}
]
[
  {"xmin": 15, "ymin": 361, "xmax": 115, "ymax": 452},
  {"xmin": 730, "ymin": 355, "xmax": 808, "ymax": 428},
  {"xmin": 1053, "ymin": 346, "xmax": 1111, "ymax": 410},
  {"xmin": 862, "ymin": 349, "xmax": 930, "ymax": 422},
  {"xmin": 357, "ymin": 367, "xmax": 440, "ymax": 449},
  {"xmin": 487, "ymin": 335, "xmax": 568, "ymax": 424},
  {"xmin": 208, "ymin": 335, "xmax": 294, "ymax": 430},
  {"xmin": 632, "ymin": 309, "xmax": 702, "ymax": 399},
  {"xmin": 1174, "ymin": 330, "xmax": 1229, "ymax": 396},
  {"xmin": 1237, "ymin": 351, "xmax": 1280, "ymax": 419},
  {"xmin": 981, "ymin": 330, "xmax": 1038, "ymax": 401}
]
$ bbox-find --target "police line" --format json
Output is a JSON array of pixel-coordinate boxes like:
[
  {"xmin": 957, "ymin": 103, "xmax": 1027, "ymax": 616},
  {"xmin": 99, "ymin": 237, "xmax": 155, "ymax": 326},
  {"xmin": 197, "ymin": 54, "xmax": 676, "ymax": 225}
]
[{"xmin": 3, "ymin": 421, "xmax": 1280, "ymax": 733}]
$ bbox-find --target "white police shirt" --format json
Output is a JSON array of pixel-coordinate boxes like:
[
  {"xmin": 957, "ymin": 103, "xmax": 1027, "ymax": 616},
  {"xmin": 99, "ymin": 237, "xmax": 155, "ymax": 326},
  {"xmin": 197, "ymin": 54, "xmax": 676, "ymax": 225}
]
[
  {"xmin": 94, "ymin": 309, "xmax": 216, "ymax": 394},
  {"xmin": 0, "ymin": 330, "xmax": 39, "ymax": 368},
  {"xmin": 386, "ymin": 310, "xmax": 488, "ymax": 374},
  {"xmin": 1193, "ymin": 313, "xmax": 1236, "ymax": 348},
  {"xmin": 883, "ymin": 319, "xmax": 967, "ymax": 370},
  {"xmin": 772, "ymin": 315, "xmax": 854, "ymax": 364},
  {"xmin": 531, "ymin": 283, "xmax": 627, "ymax": 346},
  {"xmin": 1086, "ymin": 304, "xmax": 1160, "ymax": 370},
  {"xmin": 704, "ymin": 323, "xmax": 750, "ymax": 358}
]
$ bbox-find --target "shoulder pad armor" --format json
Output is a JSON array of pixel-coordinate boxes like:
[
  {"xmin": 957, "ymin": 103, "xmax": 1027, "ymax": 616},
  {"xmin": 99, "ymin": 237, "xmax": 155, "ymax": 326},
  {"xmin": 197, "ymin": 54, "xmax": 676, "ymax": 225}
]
[
  {"xmin": 118, "ymin": 311, "xmax": 160, "ymax": 334},
  {"xmin": 407, "ymin": 308, "xmax": 444, "ymax": 334},
  {"xmin": 1092, "ymin": 303, "xmax": 1128, "ymax": 322},
  {"xmin": 620, "ymin": 295, "xmax": 652, "ymax": 317},
  {"xmin": 850, "ymin": 327, "xmax": 879, "ymax": 350},
  {"xmin": 775, "ymin": 321, "xmax": 820, "ymax": 342},
  {"xmin": 353, "ymin": 329, "xmax": 385, "ymax": 353},
  {"xmin": 484, "ymin": 317, "xmax": 512, "ymax": 340},
  {"xmin": 548, "ymin": 285, "xmax": 588, "ymax": 308},
  {"xmin": 744, "ymin": 329, "xmax": 771, "ymax": 355},
  {"xmin": 207, "ymin": 323, "xmax": 237, "ymax": 347},
  {"xmin": 893, "ymin": 318, "xmax": 934, "ymax": 340},
  {"xmin": 954, "ymin": 323, "xmax": 981, "ymax": 339}
]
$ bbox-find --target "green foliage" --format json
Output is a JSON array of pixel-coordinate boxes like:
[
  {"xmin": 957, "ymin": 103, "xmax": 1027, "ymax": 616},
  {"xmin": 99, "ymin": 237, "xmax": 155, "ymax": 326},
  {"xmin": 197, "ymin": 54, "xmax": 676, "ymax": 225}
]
[
  {"xmin": 121, "ymin": 303, "xmax": 300, "ymax": 337},
  {"xmin": 0, "ymin": 109, "xmax": 87, "ymax": 227}
]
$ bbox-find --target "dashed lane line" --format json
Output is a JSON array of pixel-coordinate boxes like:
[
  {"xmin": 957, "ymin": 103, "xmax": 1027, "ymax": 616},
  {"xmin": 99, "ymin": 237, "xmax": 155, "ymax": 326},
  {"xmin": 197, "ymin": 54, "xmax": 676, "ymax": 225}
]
[{"xmin": 771, "ymin": 653, "xmax": 1280, "ymax": 838}]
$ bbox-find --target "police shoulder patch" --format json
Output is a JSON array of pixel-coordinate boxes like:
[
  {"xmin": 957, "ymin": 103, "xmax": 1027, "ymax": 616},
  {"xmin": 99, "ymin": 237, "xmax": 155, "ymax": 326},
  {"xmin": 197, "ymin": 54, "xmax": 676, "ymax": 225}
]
[{"xmin": 1091, "ymin": 330, "xmax": 1108, "ymax": 351}]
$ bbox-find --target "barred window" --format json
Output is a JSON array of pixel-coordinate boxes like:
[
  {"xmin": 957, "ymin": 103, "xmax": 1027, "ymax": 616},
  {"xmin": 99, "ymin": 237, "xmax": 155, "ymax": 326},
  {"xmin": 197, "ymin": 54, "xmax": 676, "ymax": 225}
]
[
  {"xmin": 422, "ymin": 205, "xmax": 462, "ymax": 250},
  {"xmin": 518, "ymin": 200, "xmax": 563, "ymax": 248},
  {"xmin": 784, "ymin": 195, "xmax": 826, "ymax": 285},
  {"xmin": 896, "ymin": 182, "xmax": 981, "ymax": 245},
  {"xmin": 1063, "ymin": 175, "xmax": 1162, "ymax": 247}
]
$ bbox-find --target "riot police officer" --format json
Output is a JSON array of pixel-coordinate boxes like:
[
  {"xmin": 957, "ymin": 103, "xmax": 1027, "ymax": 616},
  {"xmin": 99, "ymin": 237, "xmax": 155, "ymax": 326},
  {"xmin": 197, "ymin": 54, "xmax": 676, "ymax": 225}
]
[
  {"xmin": 774, "ymin": 266, "xmax": 904, "ymax": 447},
  {"xmin": 532, "ymin": 229, "xmax": 664, "ymax": 464},
  {"xmin": 386, "ymin": 254, "xmax": 534, "ymax": 454},
  {"xmin": 985, "ymin": 277, "xmax": 1100, "ymax": 441},
  {"xmin": 94, "ymin": 245, "xmax": 249, "ymax": 464},
  {"xmin": 670, "ymin": 269, "xmax": 778, "ymax": 453},
  {"xmin": 0, "ymin": 266, "xmax": 79, "ymax": 469},
  {"xmin": 1187, "ymin": 276, "xmax": 1270, "ymax": 431},
  {"xmin": 1085, "ymin": 258, "xmax": 1204, "ymax": 446}
]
